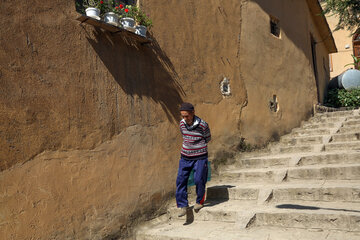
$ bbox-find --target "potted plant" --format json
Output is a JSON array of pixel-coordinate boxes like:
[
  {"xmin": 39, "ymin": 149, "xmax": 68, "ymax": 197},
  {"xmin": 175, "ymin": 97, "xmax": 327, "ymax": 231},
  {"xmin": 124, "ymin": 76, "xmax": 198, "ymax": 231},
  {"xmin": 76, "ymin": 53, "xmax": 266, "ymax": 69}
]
[
  {"xmin": 344, "ymin": 54, "xmax": 360, "ymax": 70},
  {"xmin": 103, "ymin": 0, "xmax": 119, "ymax": 26},
  {"xmin": 83, "ymin": 0, "xmax": 102, "ymax": 20},
  {"xmin": 117, "ymin": 4, "xmax": 137, "ymax": 32},
  {"xmin": 135, "ymin": 9, "xmax": 152, "ymax": 37}
]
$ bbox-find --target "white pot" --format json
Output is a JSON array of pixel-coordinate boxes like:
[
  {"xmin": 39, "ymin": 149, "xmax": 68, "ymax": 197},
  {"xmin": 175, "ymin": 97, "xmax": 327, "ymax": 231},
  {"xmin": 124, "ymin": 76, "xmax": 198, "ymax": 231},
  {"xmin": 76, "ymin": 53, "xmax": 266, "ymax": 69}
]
[
  {"xmin": 121, "ymin": 17, "xmax": 135, "ymax": 32},
  {"xmin": 104, "ymin": 12, "xmax": 119, "ymax": 26},
  {"xmin": 85, "ymin": 7, "xmax": 100, "ymax": 20},
  {"xmin": 135, "ymin": 25, "xmax": 147, "ymax": 37}
]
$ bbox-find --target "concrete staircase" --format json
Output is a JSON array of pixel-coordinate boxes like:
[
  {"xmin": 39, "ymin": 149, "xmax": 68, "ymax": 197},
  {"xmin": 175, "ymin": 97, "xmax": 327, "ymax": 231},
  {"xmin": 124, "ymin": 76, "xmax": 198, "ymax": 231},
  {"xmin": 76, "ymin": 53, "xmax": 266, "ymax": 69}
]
[{"xmin": 136, "ymin": 109, "xmax": 360, "ymax": 240}]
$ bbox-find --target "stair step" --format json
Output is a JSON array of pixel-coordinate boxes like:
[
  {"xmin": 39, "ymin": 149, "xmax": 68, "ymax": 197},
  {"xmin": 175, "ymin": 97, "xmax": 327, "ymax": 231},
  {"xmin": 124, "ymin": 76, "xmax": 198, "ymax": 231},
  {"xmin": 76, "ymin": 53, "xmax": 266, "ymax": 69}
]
[
  {"xmin": 347, "ymin": 115, "xmax": 360, "ymax": 121},
  {"xmin": 315, "ymin": 110, "xmax": 357, "ymax": 118},
  {"xmin": 277, "ymin": 144, "xmax": 321, "ymax": 153},
  {"xmin": 342, "ymin": 120, "xmax": 360, "ymax": 127},
  {"xmin": 272, "ymin": 186, "xmax": 360, "ymax": 202},
  {"xmin": 164, "ymin": 200, "xmax": 360, "ymax": 231},
  {"xmin": 324, "ymin": 141, "xmax": 360, "ymax": 151},
  {"xmin": 232, "ymin": 156, "xmax": 291, "ymax": 169},
  {"xmin": 206, "ymin": 182, "xmax": 360, "ymax": 202},
  {"xmin": 287, "ymin": 164, "xmax": 360, "ymax": 181},
  {"xmin": 331, "ymin": 132, "xmax": 360, "ymax": 142},
  {"xmin": 298, "ymin": 152, "xmax": 360, "ymax": 166},
  {"xmin": 291, "ymin": 128, "xmax": 331, "ymax": 136},
  {"xmin": 221, "ymin": 164, "xmax": 360, "ymax": 182},
  {"xmin": 280, "ymin": 135, "xmax": 324, "ymax": 145},
  {"xmin": 337, "ymin": 125, "xmax": 360, "ymax": 133},
  {"xmin": 232, "ymin": 151, "xmax": 360, "ymax": 170},
  {"xmin": 301, "ymin": 122, "xmax": 337, "ymax": 129},
  {"xmin": 254, "ymin": 209, "xmax": 360, "ymax": 231},
  {"xmin": 136, "ymin": 221, "xmax": 360, "ymax": 240},
  {"xmin": 309, "ymin": 116, "xmax": 345, "ymax": 123}
]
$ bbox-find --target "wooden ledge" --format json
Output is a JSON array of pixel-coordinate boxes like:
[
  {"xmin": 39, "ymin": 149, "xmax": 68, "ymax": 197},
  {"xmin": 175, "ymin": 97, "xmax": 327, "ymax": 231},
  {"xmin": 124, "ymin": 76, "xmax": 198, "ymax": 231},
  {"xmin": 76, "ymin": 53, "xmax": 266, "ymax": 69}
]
[{"xmin": 76, "ymin": 15, "xmax": 152, "ymax": 44}]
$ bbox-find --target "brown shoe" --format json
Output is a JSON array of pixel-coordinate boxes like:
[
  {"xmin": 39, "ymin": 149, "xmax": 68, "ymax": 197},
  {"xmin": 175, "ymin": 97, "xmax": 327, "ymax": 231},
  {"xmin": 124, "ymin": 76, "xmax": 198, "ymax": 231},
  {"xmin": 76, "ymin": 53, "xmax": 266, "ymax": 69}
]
[
  {"xmin": 178, "ymin": 207, "xmax": 188, "ymax": 217},
  {"xmin": 194, "ymin": 203, "xmax": 203, "ymax": 213}
]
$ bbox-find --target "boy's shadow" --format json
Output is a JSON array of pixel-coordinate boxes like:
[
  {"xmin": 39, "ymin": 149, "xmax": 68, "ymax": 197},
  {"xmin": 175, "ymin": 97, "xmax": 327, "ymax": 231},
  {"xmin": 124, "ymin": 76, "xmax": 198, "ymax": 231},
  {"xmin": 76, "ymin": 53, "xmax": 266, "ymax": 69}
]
[{"xmin": 184, "ymin": 207, "xmax": 194, "ymax": 225}]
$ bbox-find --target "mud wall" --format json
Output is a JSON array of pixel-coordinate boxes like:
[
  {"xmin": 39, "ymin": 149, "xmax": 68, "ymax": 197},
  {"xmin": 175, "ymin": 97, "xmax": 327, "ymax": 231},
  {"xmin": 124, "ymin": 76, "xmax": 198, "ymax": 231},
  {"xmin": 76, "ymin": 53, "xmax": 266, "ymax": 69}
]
[
  {"xmin": 0, "ymin": 0, "xmax": 332, "ymax": 239},
  {"xmin": 238, "ymin": 0, "xmax": 331, "ymax": 144}
]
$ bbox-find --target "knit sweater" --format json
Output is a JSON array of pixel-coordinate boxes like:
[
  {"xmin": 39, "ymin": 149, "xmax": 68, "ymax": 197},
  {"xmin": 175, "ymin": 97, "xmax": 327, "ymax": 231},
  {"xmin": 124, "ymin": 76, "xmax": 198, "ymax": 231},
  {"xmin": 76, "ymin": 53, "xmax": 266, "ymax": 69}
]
[{"xmin": 180, "ymin": 116, "xmax": 211, "ymax": 160}]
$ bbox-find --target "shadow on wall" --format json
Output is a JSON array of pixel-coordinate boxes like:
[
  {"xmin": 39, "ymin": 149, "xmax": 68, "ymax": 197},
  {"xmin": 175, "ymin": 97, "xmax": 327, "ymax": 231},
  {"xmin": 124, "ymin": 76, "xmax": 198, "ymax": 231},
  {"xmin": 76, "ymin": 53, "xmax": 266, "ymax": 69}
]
[{"xmin": 84, "ymin": 27, "xmax": 185, "ymax": 123}]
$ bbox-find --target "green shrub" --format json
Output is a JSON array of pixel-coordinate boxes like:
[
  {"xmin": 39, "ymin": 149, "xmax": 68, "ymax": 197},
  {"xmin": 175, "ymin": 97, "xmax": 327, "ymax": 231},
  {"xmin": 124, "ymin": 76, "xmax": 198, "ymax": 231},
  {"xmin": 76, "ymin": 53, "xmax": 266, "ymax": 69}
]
[{"xmin": 325, "ymin": 88, "xmax": 360, "ymax": 108}]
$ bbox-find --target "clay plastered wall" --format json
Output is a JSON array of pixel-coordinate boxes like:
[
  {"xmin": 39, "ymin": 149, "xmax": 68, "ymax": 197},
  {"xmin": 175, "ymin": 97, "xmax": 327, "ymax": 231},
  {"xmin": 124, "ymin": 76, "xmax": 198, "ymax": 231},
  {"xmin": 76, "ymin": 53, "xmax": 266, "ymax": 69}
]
[
  {"xmin": 326, "ymin": 14, "xmax": 354, "ymax": 78},
  {"xmin": 0, "ymin": 0, "xmax": 332, "ymax": 239},
  {"xmin": 308, "ymin": 2, "xmax": 332, "ymax": 103},
  {"xmin": 141, "ymin": 0, "xmax": 248, "ymax": 156},
  {"xmin": 238, "ymin": 0, "xmax": 331, "ymax": 144},
  {"xmin": 0, "ymin": 0, "xmax": 183, "ymax": 239},
  {"xmin": 0, "ymin": 0, "xmax": 248, "ymax": 239}
]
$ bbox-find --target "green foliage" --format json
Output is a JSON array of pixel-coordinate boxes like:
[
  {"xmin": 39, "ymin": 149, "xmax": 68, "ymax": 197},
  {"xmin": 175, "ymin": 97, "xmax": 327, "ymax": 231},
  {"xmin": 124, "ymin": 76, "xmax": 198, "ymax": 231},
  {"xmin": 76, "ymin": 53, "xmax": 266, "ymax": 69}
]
[
  {"xmin": 83, "ymin": 0, "xmax": 101, "ymax": 8},
  {"xmin": 81, "ymin": 0, "xmax": 116, "ymax": 15},
  {"xmin": 236, "ymin": 138, "xmax": 257, "ymax": 152},
  {"xmin": 115, "ymin": 4, "xmax": 138, "ymax": 18},
  {"xmin": 135, "ymin": 9, "xmax": 153, "ymax": 29},
  {"xmin": 321, "ymin": 0, "xmax": 360, "ymax": 34},
  {"xmin": 325, "ymin": 88, "xmax": 360, "ymax": 108},
  {"xmin": 344, "ymin": 54, "xmax": 360, "ymax": 69}
]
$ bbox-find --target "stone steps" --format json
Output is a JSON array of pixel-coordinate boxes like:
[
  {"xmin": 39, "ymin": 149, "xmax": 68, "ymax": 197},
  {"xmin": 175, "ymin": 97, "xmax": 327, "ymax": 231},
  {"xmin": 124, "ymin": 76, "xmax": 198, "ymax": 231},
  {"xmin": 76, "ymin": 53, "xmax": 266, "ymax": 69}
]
[
  {"xmin": 330, "ymin": 132, "xmax": 360, "ymax": 142},
  {"xmin": 137, "ymin": 200, "xmax": 360, "ymax": 239},
  {"xmin": 291, "ymin": 128, "xmax": 332, "ymax": 136},
  {"xmin": 221, "ymin": 164, "xmax": 360, "ymax": 182},
  {"xmin": 277, "ymin": 143, "xmax": 324, "ymax": 153},
  {"xmin": 301, "ymin": 122, "xmax": 337, "ymax": 129},
  {"xmin": 342, "ymin": 120, "xmax": 360, "ymax": 127},
  {"xmin": 206, "ymin": 181, "xmax": 360, "ymax": 202},
  {"xmin": 297, "ymin": 152, "xmax": 360, "ymax": 166},
  {"xmin": 231, "ymin": 156, "xmax": 292, "ymax": 169},
  {"xmin": 323, "ymin": 141, "xmax": 360, "ymax": 151},
  {"xmin": 338, "ymin": 125, "xmax": 360, "ymax": 133},
  {"xmin": 315, "ymin": 110, "xmax": 358, "ymax": 118},
  {"xmin": 137, "ymin": 222, "xmax": 360, "ymax": 240},
  {"xmin": 280, "ymin": 135, "xmax": 325, "ymax": 145},
  {"xmin": 231, "ymin": 152, "xmax": 360, "ymax": 169},
  {"xmin": 136, "ymin": 109, "xmax": 360, "ymax": 240}
]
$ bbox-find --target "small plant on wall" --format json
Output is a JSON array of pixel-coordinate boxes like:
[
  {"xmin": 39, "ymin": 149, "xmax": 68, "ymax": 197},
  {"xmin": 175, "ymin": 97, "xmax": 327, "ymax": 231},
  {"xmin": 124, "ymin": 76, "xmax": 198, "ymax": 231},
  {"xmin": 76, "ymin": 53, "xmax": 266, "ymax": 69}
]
[
  {"xmin": 75, "ymin": 0, "xmax": 152, "ymax": 38},
  {"xmin": 134, "ymin": 8, "xmax": 152, "ymax": 37},
  {"xmin": 115, "ymin": 4, "xmax": 138, "ymax": 31},
  {"xmin": 82, "ymin": 0, "xmax": 103, "ymax": 19}
]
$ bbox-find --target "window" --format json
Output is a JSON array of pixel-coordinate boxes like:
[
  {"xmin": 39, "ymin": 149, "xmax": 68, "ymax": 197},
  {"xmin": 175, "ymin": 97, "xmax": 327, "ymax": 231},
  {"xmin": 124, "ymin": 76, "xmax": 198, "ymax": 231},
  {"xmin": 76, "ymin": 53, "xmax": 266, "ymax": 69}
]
[{"xmin": 270, "ymin": 16, "xmax": 280, "ymax": 38}]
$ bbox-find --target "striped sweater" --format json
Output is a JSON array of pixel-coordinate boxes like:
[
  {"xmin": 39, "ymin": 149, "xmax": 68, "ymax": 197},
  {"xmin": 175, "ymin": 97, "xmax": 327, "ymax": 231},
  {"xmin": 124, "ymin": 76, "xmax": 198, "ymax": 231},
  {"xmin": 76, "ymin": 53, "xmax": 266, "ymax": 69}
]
[{"xmin": 180, "ymin": 116, "xmax": 211, "ymax": 160}]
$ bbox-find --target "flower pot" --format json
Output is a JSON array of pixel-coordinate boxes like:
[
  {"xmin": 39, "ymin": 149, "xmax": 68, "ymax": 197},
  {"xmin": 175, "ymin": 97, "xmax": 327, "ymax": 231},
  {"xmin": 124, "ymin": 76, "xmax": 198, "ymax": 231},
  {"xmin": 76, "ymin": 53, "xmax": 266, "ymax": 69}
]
[
  {"xmin": 120, "ymin": 17, "xmax": 136, "ymax": 32},
  {"xmin": 104, "ymin": 12, "xmax": 119, "ymax": 26},
  {"xmin": 85, "ymin": 7, "xmax": 100, "ymax": 20},
  {"xmin": 135, "ymin": 25, "xmax": 147, "ymax": 37}
]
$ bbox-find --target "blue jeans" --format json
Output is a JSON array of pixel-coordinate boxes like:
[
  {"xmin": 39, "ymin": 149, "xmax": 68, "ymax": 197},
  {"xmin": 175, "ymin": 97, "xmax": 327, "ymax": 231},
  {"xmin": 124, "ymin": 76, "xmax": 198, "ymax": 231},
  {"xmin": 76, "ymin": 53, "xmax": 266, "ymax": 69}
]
[{"xmin": 175, "ymin": 158, "xmax": 208, "ymax": 208}]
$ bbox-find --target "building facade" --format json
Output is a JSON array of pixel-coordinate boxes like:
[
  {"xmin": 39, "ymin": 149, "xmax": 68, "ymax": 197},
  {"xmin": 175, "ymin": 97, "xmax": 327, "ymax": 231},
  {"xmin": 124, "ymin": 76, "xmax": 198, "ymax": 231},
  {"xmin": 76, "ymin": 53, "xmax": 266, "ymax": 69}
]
[{"xmin": 0, "ymin": 0, "xmax": 336, "ymax": 239}]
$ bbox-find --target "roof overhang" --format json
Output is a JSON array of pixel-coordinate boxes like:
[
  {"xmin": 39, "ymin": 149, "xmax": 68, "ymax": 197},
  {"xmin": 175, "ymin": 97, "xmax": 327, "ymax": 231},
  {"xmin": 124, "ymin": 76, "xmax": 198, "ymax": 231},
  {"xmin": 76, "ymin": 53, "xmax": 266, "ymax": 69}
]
[{"xmin": 306, "ymin": 0, "xmax": 338, "ymax": 53}]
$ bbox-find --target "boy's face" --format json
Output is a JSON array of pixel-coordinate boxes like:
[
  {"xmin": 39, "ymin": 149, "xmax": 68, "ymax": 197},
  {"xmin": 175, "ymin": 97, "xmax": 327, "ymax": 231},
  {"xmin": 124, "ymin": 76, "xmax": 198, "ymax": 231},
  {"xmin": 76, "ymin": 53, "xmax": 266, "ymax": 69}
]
[{"xmin": 180, "ymin": 111, "xmax": 195, "ymax": 125}]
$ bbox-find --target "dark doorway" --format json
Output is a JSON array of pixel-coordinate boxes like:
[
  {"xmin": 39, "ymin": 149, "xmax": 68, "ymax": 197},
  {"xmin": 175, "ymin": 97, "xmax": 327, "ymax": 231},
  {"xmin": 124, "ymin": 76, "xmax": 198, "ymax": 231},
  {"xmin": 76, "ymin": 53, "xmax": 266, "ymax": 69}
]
[{"xmin": 310, "ymin": 34, "xmax": 320, "ymax": 102}]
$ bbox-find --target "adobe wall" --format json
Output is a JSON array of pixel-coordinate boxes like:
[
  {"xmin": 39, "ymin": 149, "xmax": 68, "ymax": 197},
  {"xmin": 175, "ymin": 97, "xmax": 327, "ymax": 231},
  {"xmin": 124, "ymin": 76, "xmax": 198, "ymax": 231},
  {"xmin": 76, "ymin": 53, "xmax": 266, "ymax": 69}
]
[
  {"xmin": 326, "ymin": 14, "xmax": 354, "ymax": 78},
  {"xmin": 0, "ymin": 1, "xmax": 183, "ymax": 239},
  {"xmin": 238, "ymin": 0, "xmax": 331, "ymax": 144},
  {"xmin": 0, "ymin": 0, "xmax": 331, "ymax": 239}
]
